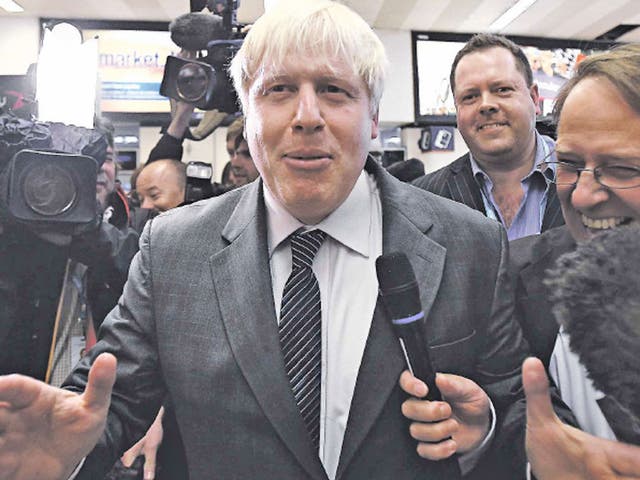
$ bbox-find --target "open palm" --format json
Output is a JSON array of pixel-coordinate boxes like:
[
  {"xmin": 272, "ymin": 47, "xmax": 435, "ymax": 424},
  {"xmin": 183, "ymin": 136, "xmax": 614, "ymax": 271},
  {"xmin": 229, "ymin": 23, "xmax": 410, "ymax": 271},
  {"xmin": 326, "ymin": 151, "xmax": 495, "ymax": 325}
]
[{"xmin": 0, "ymin": 353, "xmax": 116, "ymax": 480}]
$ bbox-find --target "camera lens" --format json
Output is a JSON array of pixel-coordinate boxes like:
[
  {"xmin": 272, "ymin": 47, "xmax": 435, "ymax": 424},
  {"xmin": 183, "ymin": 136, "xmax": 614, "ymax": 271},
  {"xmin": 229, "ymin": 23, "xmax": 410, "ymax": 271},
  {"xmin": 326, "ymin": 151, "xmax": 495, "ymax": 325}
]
[
  {"xmin": 22, "ymin": 163, "xmax": 76, "ymax": 216},
  {"xmin": 176, "ymin": 63, "xmax": 211, "ymax": 102}
]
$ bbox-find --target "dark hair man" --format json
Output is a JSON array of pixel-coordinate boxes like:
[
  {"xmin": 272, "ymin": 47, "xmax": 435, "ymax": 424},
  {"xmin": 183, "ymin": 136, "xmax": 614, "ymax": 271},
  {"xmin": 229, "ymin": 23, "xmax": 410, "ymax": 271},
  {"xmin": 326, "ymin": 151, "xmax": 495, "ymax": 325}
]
[
  {"xmin": 413, "ymin": 33, "xmax": 564, "ymax": 240},
  {"xmin": 0, "ymin": 3, "xmax": 548, "ymax": 480},
  {"xmin": 229, "ymin": 132, "xmax": 259, "ymax": 186},
  {"xmin": 511, "ymin": 44, "xmax": 640, "ymax": 478}
]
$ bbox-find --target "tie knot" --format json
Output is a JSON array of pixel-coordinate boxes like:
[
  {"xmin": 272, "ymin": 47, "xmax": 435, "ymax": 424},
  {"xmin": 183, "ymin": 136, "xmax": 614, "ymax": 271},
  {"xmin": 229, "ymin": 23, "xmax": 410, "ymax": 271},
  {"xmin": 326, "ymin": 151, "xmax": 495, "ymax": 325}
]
[{"xmin": 290, "ymin": 229, "xmax": 326, "ymax": 269}]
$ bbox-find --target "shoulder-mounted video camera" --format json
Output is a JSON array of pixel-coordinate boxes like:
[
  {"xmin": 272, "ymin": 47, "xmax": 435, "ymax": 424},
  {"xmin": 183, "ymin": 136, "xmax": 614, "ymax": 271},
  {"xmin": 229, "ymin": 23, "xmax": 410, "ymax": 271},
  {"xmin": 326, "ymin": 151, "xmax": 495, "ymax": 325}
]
[
  {"xmin": 160, "ymin": 1, "xmax": 244, "ymax": 113},
  {"xmin": 0, "ymin": 113, "xmax": 107, "ymax": 236}
]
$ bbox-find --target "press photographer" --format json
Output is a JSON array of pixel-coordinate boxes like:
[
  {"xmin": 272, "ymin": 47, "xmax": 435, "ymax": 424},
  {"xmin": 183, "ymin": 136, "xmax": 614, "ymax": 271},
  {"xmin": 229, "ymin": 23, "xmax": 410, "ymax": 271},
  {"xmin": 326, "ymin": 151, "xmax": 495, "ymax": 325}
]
[
  {"xmin": 145, "ymin": 5, "xmax": 246, "ymax": 204},
  {"xmin": 0, "ymin": 113, "xmax": 138, "ymax": 385}
]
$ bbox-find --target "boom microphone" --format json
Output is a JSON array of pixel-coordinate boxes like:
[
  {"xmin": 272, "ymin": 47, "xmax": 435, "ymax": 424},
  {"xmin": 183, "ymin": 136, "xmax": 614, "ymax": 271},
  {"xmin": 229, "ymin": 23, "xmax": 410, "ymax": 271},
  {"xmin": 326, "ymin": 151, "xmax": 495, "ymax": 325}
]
[
  {"xmin": 545, "ymin": 224, "xmax": 640, "ymax": 444},
  {"xmin": 169, "ymin": 12, "xmax": 226, "ymax": 52},
  {"xmin": 376, "ymin": 252, "xmax": 442, "ymax": 401}
]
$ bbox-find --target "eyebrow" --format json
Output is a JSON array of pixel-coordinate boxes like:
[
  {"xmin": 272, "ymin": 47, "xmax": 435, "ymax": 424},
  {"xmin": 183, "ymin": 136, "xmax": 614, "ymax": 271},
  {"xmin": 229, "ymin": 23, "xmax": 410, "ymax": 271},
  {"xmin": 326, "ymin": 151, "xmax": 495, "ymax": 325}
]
[{"xmin": 555, "ymin": 150, "xmax": 640, "ymax": 163}]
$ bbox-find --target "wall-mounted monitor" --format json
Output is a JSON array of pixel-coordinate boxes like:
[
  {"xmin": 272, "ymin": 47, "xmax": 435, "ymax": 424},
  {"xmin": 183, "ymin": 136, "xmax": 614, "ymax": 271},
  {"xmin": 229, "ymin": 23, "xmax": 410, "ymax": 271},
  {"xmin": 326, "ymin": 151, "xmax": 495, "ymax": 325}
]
[
  {"xmin": 41, "ymin": 19, "xmax": 177, "ymax": 125},
  {"xmin": 412, "ymin": 31, "xmax": 616, "ymax": 125}
]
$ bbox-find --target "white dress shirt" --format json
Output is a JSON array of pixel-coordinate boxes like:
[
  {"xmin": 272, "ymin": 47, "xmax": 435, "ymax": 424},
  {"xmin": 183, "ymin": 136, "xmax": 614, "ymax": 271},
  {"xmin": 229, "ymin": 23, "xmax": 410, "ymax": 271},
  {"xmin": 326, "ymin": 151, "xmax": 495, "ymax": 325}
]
[
  {"xmin": 549, "ymin": 326, "xmax": 616, "ymax": 440},
  {"xmin": 265, "ymin": 171, "xmax": 382, "ymax": 479},
  {"xmin": 265, "ymin": 170, "xmax": 494, "ymax": 479}
]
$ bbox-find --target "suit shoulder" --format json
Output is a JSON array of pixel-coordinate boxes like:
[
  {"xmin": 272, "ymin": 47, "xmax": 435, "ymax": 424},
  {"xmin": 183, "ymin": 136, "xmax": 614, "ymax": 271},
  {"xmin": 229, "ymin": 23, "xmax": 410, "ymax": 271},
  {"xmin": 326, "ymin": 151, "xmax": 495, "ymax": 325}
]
[
  {"xmin": 411, "ymin": 154, "xmax": 470, "ymax": 193},
  {"xmin": 404, "ymin": 182, "xmax": 503, "ymax": 246},
  {"xmin": 509, "ymin": 226, "xmax": 572, "ymax": 271},
  {"xmin": 147, "ymin": 187, "xmax": 245, "ymax": 240}
]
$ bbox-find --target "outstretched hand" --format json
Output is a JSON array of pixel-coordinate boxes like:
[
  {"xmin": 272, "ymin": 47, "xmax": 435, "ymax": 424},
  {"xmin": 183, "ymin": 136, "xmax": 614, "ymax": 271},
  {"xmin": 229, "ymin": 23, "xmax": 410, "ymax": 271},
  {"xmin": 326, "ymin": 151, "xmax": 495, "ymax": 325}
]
[
  {"xmin": 523, "ymin": 357, "xmax": 640, "ymax": 480},
  {"xmin": 0, "ymin": 353, "xmax": 117, "ymax": 480},
  {"xmin": 399, "ymin": 370, "xmax": 491, "ymax": 460}
]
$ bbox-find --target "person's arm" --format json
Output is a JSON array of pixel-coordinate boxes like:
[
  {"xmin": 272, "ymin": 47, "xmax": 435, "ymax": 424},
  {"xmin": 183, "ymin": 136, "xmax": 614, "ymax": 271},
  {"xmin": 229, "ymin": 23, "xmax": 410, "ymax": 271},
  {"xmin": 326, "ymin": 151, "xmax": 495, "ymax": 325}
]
[
  {"xmin": 64, "ymin": 220, "xmax": 168, "ymax": 478},
  {"xmin": 0, "ymin": 353, "xmax": 116, "ymax": 480},
  {"xmin": 523, "ymin": 357, "xmax": 640, "ymax": 480},
  {"xmin": 71, "ymin": 221, "xmax": 139, "ymax": 284},
  {"xmin": 166, "ymin": 100, "xmax": 196, "ymax": 140},
  {"xmin": 146, "ymin": 100, "xmax": 195, "ymax": 164}
]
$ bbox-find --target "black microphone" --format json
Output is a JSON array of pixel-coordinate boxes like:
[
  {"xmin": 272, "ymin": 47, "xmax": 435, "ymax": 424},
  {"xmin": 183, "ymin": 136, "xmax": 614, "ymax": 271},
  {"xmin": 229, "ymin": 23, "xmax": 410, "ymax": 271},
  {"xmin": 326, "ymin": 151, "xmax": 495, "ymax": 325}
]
[
  {"xmin": 376, "ymin": 252, "xmax": 442, "ymax": 401},
  {"xmin": 169, "ymin": 12, "xmax": 226, "ymax": 52}
]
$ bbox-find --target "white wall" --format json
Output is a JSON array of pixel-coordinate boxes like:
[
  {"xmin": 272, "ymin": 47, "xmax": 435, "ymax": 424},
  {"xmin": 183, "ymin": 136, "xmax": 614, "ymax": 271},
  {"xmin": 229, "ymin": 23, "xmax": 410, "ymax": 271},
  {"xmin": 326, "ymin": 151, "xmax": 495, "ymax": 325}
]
[
  {"xmin": 375, "ymin": 28, "xmax": 467, "ymax": 173},
  {"xmin": 376, "ymin": 28, "xmax": 413, "ymax": 125},
  {"xmin": 403, "ymin": 127, "xmax": 466, "ymax": 173},
  {"xmin": 0, "ymin": 17, "xmax": 40, "ymax": 75}
]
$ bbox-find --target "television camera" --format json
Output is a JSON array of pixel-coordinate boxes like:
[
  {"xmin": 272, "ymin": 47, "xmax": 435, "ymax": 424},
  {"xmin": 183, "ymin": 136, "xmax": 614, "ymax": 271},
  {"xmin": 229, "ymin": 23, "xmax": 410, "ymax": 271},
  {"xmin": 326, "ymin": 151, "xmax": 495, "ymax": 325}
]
[
  {"xmin": 160, "ymin": 0, "xmax": 243, "ymax": 113},
  {"xmin": 0, "ymin": 113, "xmax": 108, "ymax": 237}
]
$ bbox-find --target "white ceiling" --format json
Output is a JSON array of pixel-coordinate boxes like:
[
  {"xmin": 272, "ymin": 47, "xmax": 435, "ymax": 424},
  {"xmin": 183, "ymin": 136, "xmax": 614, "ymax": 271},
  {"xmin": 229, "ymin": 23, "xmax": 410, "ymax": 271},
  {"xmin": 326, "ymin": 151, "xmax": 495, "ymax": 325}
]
[{"xmin": 2, "ymin": 0, "xmax": 640, "ymax": 42}]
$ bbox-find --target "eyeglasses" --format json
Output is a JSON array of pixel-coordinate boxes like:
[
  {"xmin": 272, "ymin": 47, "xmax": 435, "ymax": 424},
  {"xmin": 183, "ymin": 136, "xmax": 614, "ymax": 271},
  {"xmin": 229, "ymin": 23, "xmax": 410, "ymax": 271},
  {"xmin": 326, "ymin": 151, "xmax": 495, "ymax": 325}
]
[{"xmin": 541, "ymin": 159, "xmax": 640, "ymax": 190}]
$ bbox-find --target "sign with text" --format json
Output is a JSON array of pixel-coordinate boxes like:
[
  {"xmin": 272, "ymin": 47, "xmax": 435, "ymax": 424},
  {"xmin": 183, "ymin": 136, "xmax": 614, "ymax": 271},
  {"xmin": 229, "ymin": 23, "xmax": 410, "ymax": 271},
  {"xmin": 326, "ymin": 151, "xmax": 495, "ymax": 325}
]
[{"xmin": 83, "ymin": 29, "xmax": 178, "ymax": 113}]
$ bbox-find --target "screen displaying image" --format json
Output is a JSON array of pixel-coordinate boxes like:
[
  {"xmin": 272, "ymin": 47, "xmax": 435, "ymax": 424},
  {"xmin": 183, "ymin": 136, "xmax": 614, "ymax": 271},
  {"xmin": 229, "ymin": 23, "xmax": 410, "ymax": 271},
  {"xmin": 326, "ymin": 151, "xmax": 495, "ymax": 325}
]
[{"xmin": 413, "ymin": 32, "xmax": 611, "ymax": 123}]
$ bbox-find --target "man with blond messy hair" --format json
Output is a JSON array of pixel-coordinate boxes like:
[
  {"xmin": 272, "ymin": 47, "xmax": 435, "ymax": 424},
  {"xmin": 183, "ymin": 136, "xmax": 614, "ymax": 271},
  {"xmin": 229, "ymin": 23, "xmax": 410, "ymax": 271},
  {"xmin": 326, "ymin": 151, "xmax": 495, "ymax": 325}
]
[{"xmin": 0, "ymin": 2, "xmax": 535, "ymax": 479}]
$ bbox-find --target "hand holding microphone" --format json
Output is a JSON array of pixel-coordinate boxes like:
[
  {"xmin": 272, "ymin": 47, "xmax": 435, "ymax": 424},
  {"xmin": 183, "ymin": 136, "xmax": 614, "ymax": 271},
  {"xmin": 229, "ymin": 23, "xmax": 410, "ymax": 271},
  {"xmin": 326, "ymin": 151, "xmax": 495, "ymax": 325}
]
[{"xmin": 376, "ymin": 253, "xmax": 491, "ymax": 461}]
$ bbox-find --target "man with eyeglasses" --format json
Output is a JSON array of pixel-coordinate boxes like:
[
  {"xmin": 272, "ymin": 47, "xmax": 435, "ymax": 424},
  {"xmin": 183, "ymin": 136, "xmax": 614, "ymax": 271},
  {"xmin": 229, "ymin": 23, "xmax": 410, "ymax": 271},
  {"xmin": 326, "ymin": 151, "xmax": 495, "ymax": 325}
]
[{"xmin": 511, "ymin": 44, "xmax": 640, "ymax": 479}]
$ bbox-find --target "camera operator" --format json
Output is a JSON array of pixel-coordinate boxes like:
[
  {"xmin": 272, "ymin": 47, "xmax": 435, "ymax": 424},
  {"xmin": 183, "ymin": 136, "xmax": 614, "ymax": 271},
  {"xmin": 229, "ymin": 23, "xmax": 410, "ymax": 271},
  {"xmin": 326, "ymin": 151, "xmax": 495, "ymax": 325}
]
[
  {"xmin": 146, "ymin": 90, "xmax": 234, "ymax": 200},
  {"xmin": 0, "ymin": 116, "xmax": 139, "ymax": 384}
]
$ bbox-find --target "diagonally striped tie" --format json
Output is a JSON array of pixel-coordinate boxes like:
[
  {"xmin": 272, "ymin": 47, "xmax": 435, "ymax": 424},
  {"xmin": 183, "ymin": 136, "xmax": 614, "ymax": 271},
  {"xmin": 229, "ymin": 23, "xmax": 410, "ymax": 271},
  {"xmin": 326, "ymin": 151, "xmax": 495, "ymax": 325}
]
[{"xmin": 279, "ymin": 229, "xmax": 326, "ymax": 450}]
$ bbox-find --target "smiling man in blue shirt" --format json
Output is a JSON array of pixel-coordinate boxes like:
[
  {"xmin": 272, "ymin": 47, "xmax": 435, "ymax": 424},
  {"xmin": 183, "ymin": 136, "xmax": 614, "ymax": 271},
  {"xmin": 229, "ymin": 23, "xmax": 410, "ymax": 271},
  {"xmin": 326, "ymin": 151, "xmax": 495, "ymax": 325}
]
[{"xmin": 413, "ymin": 34, "xmax": 564, "ymax": 240}]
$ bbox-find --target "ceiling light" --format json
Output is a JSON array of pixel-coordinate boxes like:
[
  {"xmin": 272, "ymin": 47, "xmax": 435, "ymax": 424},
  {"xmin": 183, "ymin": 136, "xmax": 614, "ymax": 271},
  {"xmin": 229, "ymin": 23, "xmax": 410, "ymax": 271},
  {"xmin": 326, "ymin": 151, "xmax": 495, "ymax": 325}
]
[
  {"xmin": 489, "ymin": 0, "xmax": 539, "ymax": 32},
  {"xmin": 0, "ymin": 0, "xmax": 24, "ymax": 13}
]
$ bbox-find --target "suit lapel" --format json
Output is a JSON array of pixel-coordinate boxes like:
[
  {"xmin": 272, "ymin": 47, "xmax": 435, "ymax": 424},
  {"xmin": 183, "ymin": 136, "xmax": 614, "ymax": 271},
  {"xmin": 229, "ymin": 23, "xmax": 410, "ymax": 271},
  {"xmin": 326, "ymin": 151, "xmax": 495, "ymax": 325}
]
[
  {"xmin": 337, "ymin": 164, "xmax": 447, "ymax": 477},
  {"xmin": 519, "ymin": 226, "xmax": 573, "ymax": 296},
  {"xmin": 541, "ymin": 183, "xmax": 564, "ymax": 231},
  {"xmin": 209, "ymin": 182, "xmax": 328, "ymax": 480},
  {"xmin": 446, "ymin": 154, "xmax": 486, "ymax": 214}
]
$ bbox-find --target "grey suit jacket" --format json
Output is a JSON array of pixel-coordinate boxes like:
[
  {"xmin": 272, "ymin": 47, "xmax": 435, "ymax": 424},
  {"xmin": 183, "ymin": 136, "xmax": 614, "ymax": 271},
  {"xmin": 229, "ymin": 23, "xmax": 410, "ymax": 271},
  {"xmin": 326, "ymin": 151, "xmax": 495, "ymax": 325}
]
[
  {"xmin": 412, "ymin": 153, "xmax": 565, "ymax": 233},
  {"xmin": 67, "ymin": 160, "xmax": 530, "ymax": 480}
]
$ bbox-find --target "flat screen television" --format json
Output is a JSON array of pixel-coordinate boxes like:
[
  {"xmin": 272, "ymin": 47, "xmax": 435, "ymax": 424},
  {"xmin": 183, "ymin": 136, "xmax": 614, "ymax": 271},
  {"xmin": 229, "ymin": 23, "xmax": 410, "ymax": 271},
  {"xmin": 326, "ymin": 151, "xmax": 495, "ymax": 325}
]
[
  {"xmin": 41, "ymin": 19, "xmax": 178, "ymax": 125},
  {"xmin": 412, "ymin": 31, "xmax": 616, "ymax": 125}
]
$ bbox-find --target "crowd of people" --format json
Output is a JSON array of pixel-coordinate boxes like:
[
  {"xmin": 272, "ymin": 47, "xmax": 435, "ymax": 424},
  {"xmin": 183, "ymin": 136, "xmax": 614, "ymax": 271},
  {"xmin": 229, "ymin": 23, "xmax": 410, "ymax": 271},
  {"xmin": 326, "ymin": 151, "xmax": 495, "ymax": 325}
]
[{"xmin": 0, "ymin": 1, "xmax": 639, "ymax": 479}]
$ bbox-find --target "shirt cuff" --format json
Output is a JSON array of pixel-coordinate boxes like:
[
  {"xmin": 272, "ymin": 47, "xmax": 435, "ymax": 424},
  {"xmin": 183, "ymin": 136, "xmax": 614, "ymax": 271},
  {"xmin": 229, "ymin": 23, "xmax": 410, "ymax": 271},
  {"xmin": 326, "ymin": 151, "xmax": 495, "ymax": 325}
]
[
  {"xmin": 457, "ymin": 397, "xmax": 497, "ymax": 475},
  {"xmin": 67, "ymin": 457, "xmax": 86, "ymax": 480}
]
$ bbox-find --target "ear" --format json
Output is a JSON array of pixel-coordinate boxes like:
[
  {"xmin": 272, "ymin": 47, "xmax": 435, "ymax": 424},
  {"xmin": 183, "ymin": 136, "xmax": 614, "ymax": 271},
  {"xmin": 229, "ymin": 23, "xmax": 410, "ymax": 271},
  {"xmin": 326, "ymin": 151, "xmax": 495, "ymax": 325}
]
[
  {"xmin": 370, "ymin": 109, "xmax": 380, "ymax": 140},
  {"xmin": 530, "ymin": 83, "xmax": 541, "ymax": 115}
]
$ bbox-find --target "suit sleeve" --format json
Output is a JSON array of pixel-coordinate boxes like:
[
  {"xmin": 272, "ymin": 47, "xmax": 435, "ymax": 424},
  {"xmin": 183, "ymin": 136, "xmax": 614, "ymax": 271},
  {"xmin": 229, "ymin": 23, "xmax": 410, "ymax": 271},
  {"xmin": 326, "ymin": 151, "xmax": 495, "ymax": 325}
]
[
  {"xmin": 467, "ymin": 227, "xmax": 573, "ymax": 480},
  {"xmin": 63, "ymin": 220, "xmax": 166, "ymax": 478},
  {"xmin": 461, "ymin": 226, "xmax": 526, "ymax": 479}
]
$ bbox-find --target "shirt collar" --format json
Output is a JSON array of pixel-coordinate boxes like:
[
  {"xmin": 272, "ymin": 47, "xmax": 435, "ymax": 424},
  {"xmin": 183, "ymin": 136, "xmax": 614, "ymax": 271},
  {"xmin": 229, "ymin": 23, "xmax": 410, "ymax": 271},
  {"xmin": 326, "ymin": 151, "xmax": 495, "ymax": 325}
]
[
  {"xmin": 264, "ymin": 170, "xmax": 372, "ymax": 258},
  {"xmin": 469, "ymin": 131, "xmax": 556, "ymax": 185}
]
